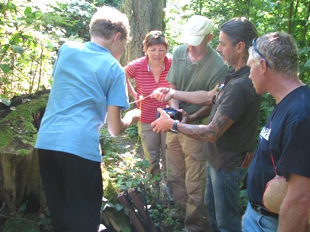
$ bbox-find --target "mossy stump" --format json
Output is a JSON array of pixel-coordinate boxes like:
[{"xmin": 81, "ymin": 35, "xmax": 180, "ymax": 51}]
[{"xmin": 0, "ymin": 91, "xmax": 50, "ymax": 213}]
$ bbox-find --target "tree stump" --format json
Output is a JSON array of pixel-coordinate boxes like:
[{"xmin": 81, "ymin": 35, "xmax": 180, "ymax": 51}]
[{"xmin": 0, "ymin": 90, "xmax": 49, "ymax": 213}]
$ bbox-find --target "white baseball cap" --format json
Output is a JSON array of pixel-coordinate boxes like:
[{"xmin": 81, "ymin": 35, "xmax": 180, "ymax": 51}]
[{"xmin": 179, "ymin": 15, "xmax": 213, "ymax": 46}]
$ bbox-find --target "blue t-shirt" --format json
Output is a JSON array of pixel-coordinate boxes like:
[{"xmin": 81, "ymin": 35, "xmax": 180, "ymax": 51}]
[
  {"xmin": 247, "ymin": 85, "xmax": 310, "ymax": 206},
  {"xmin": 35, "ymin": 41, "xmax": 129, "ymax": 162}
]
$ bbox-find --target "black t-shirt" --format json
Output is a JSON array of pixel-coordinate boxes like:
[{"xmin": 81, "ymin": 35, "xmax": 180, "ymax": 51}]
[
  {"xmin": 247, "ymin": 86, "xmax": 310, "ymax": 206},
  {"xmin": 205, "ymin": 66, "xmax": 262, "ymax": 172}
]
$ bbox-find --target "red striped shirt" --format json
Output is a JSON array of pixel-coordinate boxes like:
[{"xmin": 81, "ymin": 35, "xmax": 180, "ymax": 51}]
[{"xmin": 126, "ymin": 56, "xmax": 172, "ymax": 123}]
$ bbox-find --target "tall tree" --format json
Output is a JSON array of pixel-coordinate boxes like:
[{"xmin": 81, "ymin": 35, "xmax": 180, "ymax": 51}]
[{"xmin": 119, "ymin": 0, "xmax": 166, "ymax": 66}]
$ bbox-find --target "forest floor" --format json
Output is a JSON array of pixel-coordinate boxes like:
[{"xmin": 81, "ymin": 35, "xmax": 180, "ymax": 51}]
[
  {"xmin": 110, "ymin": 132, "xmax": 213, "ymax": 232},
  {"xmin": 0, "ymin": 129, "xmax": 212, "ymax": 232}
]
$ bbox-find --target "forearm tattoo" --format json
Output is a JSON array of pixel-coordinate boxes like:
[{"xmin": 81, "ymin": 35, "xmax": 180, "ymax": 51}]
[{"xmin": 179, "ymin": 111, "xmax": 233, "ymax": 142}]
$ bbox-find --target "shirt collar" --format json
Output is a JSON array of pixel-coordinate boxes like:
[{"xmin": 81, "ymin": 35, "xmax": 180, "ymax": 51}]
[
  {"xmin": 142, "ymin": 55, "xmax": 169, "ymax": 72},
  {"xmin": 224, "ymin": 65, "xmax": 250, "ymax": 85}
]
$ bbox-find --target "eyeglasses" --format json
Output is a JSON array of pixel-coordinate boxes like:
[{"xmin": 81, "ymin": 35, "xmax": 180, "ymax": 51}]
[
  {"xmin": 252, "ymin": 38, "xmax": 270, "ymax": 68},
  {"xmin": 147, "ymin": 31, "xmax": 165, "ymax": 38}
]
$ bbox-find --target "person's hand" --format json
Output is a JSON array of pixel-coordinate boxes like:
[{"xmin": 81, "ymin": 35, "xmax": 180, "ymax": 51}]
[
  {"xmin": 150, "ymin": 88, "xmax": 174, "ymax": 102},
  {"xmin": 151, "ymin": 108, "xmax": 174, "ymax": 133},
  {"xmin": 179, "ymin": 109, "xmax": 191, "ymax": 123},
  {"xmin": 124, "ymin": 108, "xmax": 141, "ymax": 124}
]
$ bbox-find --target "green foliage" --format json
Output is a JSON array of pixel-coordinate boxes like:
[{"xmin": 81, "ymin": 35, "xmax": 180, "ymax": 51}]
[
  {"xmin": 165, "ymin": 0, "xmax": 309, "ymax": 80},
  {"xmin": 0, "ymin": 0, "xmax": 109, "ymax": 99},
  {"xmin": 239, "ymin": 178, "xmax": 249, "ymax": 215},
  {"xmin": 259, "ymin": 93, "xmax": 276, "ymax": 131},
  {"xmin": 0, "ymin": 93, "xmax": 49, "ymax": 151},
  {"xmin": 89, "ymin": 0, "xmax": 121, "ymax": 8},
  {"xmin": 0, "ymin": 96, "xmax": 11, "ymax": 106},
  {"xmin": 44, "ymin": 0, "xmax": 96, "ymax": 42},
  {"xmin": 99, "ymin": 126, "xmax": 183, "ymax": 231},
  {"xmin": 0, "ymin": 202, "xmax": 52, "ymax": 232},
  {"xmin": 125, "ymin": 124, "xmax": 139, "ymax": 138},
  {"xmin": 0, "ymin": 1, "xmax": 54, "ymax": 98}
]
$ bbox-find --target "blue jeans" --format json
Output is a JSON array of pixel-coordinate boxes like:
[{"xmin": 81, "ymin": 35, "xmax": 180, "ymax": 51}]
[
  {"xmin": 242, "ymin": 203, "xmax": 278, "ymax": 232},
  {"xmin": 205, "ymin": 163, "xmax": 248, "ymax": 232}
]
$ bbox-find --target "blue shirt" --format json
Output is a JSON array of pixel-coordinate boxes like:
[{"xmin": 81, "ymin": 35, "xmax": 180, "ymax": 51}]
[
  {"xmin": 247, "ymin": 86, "xmax": 310, "ymax": 206},
  {"xmin": 35, "ymin": 41, "xmax": 129, "ymax": 162}
]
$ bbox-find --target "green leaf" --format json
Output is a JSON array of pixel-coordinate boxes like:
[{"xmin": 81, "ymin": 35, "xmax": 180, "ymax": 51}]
[
  {"xmin": 141, "ymin": 159, "xmax": 150, "ymax": 168},
  {"xmin": 18, "ymin": 201, "xmax": 27, "ymax": 212},
  {"xmin": 124, "ymin": 207, "xmax": 129, "ymax": 215},
  {"xmin": 11, "ymin": 45, "xmax": 25, "ymax": 54},
  {"xmin": 24, "ymin": 6, "xmax": 32, "ymax": 15},
  {"xmin": 35, "ymin": 10, "xmax": 43, "ymax": 19},
  {"xmin": 115, "ymin": 203, "xmax": 124, "ymax": 211},
  {"xmin": 122, "ymin": 226, "xmax": 131, "ymax": 232},
  {"xmin": 118, "ymin": 185, "xmax": 128, "ymax": 190},
  {"xmin": 0, "ymin": 64, "xmax": 11, "ymax": 73},
  {"xmin": 304, "ymin": 58, "xmax": 310, "ymax": 67},
  {"xmin": 126, "ymin": 181, "xmax": 133, "ymax": 188},
  {"xmin": 39, "ymin": 217, "xmax": 52, "ymax": 225},
  {"xmin": 107, "ymin": 202, "xmax": 115, "ymax": 208},
  {"xmin": 0, "ymin": 97, "xmax": 11, "ymax": 106}
]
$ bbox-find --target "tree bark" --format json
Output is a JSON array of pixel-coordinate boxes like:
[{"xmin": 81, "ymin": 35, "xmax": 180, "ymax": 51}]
[{"xmin": 119, "ymin": 0, "xmax": 166, "ymax": 66}]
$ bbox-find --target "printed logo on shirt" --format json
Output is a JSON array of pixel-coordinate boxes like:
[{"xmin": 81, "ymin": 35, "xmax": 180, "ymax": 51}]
[{"xmin": 260, "ymin": 126, "xmax": 271, "ymax": 141}]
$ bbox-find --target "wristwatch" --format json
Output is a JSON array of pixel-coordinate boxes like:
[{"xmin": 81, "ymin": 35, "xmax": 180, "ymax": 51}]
[{"xmin": 170, "ymin": 121, "xmax": 179, "ymax": 134}]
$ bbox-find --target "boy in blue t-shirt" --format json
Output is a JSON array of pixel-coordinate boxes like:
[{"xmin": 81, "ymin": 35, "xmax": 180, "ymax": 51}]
[{"xmin": 35, "ymin": 6, "xmax": 140, "ymax": 232}]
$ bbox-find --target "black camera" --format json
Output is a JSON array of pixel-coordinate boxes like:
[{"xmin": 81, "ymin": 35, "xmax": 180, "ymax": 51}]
[{"xmin": 156, "ymin": 108, "xmax": 182, "ymax": 121}]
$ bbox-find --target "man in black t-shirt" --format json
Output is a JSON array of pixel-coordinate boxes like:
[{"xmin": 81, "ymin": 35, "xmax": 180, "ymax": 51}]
[{"xmin": 244, "ymin": 32, "xmax": 310, "ymax": 231}]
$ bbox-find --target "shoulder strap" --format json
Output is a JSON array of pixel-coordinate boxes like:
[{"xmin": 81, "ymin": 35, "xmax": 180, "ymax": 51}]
[
  {"xmin": 186, "ymin": 50, "xmax": 218, "ymax": 92},
  {"xmin": 270, "ymin": 153, "xmax": 278, "ymax": 175}
]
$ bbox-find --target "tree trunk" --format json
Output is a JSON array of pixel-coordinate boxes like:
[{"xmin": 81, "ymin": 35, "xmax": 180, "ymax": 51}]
[{"xmin": 119, "ymin": 0, "xmax": 166, "ymax": 66}]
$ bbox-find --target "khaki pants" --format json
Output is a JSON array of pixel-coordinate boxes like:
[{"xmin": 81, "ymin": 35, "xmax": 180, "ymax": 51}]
[
  {"xmin": 166, "ymin": 132, "xmax": 206, "ymax": 231},
  {"xmin": 138, "ymin": 122, "xmax": 167, "ymax": 178}
]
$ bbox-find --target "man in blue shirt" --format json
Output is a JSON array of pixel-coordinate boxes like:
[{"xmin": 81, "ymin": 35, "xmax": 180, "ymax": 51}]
[
  {"xmin": 35, "ymin": 6, "xmax": 140, "ymax": 232},
  {"xmin": 244, "ymin": 32, "xmax": 310, "ymax": 231}
]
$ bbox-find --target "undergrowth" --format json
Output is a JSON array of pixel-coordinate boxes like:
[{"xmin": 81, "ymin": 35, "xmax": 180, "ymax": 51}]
[
  {"xmin": 99, "ymin": 125, "xmax": 183, "ymax": 231},
  {"xmin": 0, "ymin": 123, "xmax": 248, "ymax": 232}
]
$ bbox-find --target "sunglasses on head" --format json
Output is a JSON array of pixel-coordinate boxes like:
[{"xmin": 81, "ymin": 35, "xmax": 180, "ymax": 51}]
[
  {"xmin": 147, "ymin": 31, "xmax": 165, "ymax": 38},
  {"xmin": 252, "ymin": 38, "xmax": 271, "ymax": 68}
]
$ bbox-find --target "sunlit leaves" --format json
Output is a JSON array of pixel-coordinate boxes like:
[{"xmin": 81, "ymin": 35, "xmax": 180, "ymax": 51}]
[
  {"xmin": 0, "ymin": 64, "xmax": 11, "ymax": 74},
  {"xmin": 11, "ymin": 45, "xmax": 25, "ymax": 54},
  {"xmin": 24, "ymin": 6, "xmax": 32, "ymax": 15},
  {"xmin": 0, "ymin": 96, "xmax": 11, "ymax": 106}
]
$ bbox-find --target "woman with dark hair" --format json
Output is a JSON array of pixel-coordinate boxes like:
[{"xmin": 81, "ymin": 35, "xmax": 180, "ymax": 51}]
[{"xmin": 125, "ymin": 31, "xmax": 171, "ymax": 186}]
